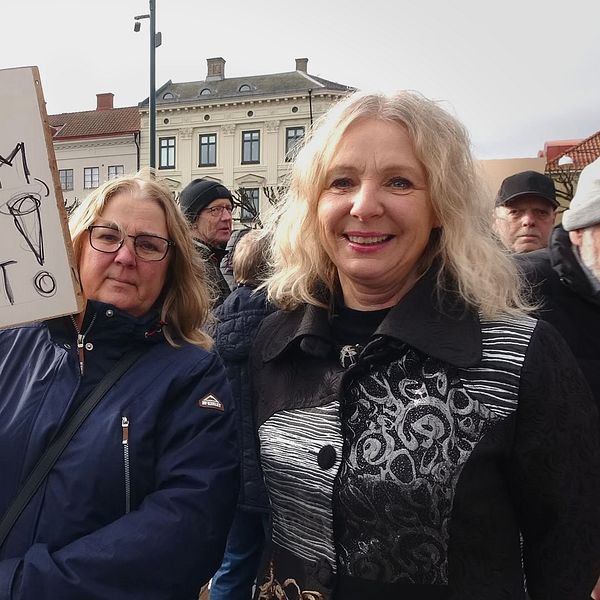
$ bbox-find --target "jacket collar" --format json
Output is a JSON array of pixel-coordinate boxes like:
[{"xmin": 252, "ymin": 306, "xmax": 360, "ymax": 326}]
[
  {"xmin": 550, "ymin": 225, "xmax": 600, "ymax": 303},
  {"xmin": 47, "ymin": 300, "xmax": 165, "ymax": 346},
  {"xmin": 263, "ymin": 268, "xmax": 482, "ymax": 368},
  {"xmin": 194, "ymin": 238, "xmax": 228, "ymax": 263}
]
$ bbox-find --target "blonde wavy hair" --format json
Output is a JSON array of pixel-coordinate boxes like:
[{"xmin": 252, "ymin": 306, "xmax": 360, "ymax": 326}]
[
  {"xmin": 69, "ymin": 169, "xmax": 212, "ymax": 349},
  {"xmin": 233, "ymin": 229, "xmax": 271, "ymax": 286},
  {"xmin": 265, "ymin": 90, "xmax": 531, "ymax": 319}
]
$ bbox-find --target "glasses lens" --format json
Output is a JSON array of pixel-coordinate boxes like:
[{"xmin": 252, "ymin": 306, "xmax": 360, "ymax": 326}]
[
  {"xmin": 135, "ymin": 235, "xmax": 169, "ymax": 261},
  {"xmin": 90, "ymin": 226, "xmax": 123, "ymax": 252},
  {"xmin": 207, "ymin": 206, "xmax": 232, "ymax": 217}
]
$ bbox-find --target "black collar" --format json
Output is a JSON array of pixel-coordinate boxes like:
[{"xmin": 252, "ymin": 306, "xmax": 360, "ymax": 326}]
[{"xmin": 262, "ymin": 268, "xmax": 481, "ymax": 368}]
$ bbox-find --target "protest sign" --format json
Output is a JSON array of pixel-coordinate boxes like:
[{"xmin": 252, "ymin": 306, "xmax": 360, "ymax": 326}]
[{"xmin": 0, "ymin": 66, "xmax": 83, "ymax": 328}]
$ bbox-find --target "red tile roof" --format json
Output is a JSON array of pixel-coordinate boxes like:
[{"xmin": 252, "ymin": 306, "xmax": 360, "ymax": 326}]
[
  {"xmin": 48, "ymin": 106, "xmax": 140, "ymax": 140},
  {"xmin": 546, "ymin": 130, "xmax": 600, "ymax": 172}
]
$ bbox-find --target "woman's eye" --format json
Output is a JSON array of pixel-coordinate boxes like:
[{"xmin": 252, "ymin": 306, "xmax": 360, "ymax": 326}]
[
  {"xmin": 389, "ymin": 177, "xmax": 411, "ymax": 190},
  {"xmin": 99, "ymin": 233, "xmax": 120, "ymax": 242},
  {"xmin": 330, "ymin": 177, "xmax": 353, "ymax": 189},
  {"xmin": 138, "ymin": 239, "xmax": 160, "ymax": 252}
]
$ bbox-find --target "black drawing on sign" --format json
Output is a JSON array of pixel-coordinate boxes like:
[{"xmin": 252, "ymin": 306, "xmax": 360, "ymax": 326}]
[
  {"xmin": 0, "ymin": 260, "xmax": 17, "ymax": 305},
  {"xmin": 34, "ymin": 270, "xmax": 56, "ymax": 297},
  {"xmin": 0, "ymin": 142, "xmax": 50, "ymax": 266}
]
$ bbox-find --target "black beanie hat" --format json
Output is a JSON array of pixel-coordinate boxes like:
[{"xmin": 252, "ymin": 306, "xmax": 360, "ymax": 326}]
[{"xmin": 178, "ymin": 178, "xmax": 233, "ymax": 222}]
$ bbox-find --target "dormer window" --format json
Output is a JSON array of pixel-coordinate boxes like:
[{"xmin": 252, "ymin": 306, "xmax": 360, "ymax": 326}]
[
  {"xmin": 238, "ymin": 84, "xmax": 251, "ymax": 92},
  {"xmin": 162, "ymin": 92, "xmax": 175, "ymax": 100},
  {"xmin": 200, "ymin": 88, "xmax": 212, "ymax": 96}
]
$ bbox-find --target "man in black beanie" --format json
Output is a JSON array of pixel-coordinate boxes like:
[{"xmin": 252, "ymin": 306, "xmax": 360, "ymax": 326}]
[{"xmin": 179, "ymin": 178, "xmax": 233, "ymax": 307}]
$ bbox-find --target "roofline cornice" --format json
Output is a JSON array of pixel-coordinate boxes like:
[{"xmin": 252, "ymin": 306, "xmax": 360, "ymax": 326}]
[{"xmin": 139, "ymin": 91, "xmax": 349, "ymax": 114}]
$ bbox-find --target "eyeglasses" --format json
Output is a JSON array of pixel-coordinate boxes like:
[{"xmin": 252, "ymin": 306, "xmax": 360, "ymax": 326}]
[
  {"xmin": 203, "ymin": 205, "xmax": 233, "ymax": 218},
  {"xmin": 88, "ymin": 225, "xmax": 174, "ymax": 262}
]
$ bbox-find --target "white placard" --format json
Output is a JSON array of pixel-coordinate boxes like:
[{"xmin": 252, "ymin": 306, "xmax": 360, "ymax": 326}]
[{"xmin": 0, "ymin": 66, "xmax": 83, "ymax": 328}]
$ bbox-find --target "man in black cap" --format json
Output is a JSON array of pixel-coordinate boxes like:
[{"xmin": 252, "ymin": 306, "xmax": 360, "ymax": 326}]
[
  {"xmin": 179, "ymin": 178, "xmax": 233, "ymax": 307},
  {"xmin": 493, "ymin": 170, "xmax": 559, "ymax": 253}
]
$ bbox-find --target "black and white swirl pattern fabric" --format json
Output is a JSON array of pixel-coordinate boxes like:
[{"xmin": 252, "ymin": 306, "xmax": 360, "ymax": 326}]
[
  {"xmin": 335, "ymin": 351, "xmax": 495, "ymax": 585},
  {"xmin": 335, "ymin": 317, "xmax": 536, "ymax": 585},
  {"xmin": 258, "ymin": 402, "xmax": 343, "ymax": 567}
]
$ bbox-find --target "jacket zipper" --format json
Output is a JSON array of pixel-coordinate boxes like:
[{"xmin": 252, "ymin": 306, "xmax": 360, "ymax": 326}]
[
  {"xmin": 70, "ymin": 314, "xmax": 97, "ymax": 375},
  {"xmin": 121, "ymin": 416, "xmax": 131, "ymax": 514}
]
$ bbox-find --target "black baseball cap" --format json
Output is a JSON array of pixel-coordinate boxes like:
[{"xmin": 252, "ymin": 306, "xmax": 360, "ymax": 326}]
[{"xmin": 495, "ymin": 171, "xmax": 558, "ymax": 209}]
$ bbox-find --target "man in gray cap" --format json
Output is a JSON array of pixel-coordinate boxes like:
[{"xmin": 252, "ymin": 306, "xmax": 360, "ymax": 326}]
[
  {"xmin": 179, "ymin": 178, "xmax": 233, "ymax": 307},
  {"xmin": 493, "ymin": 170, "xmax": 559, "ymax": 253},
  {"xmin": 518, "ymin": 157, "xmax": 600, "ymax": 410}
]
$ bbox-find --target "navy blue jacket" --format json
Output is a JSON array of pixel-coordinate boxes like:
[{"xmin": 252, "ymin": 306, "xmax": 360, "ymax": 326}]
[
  {"xmin": 214, "ymin": 285, "xmax": 274, "ymax": 511},
  {"xmin": 0, "ymin": 301, "xmax": 239, "ymax": 599}
]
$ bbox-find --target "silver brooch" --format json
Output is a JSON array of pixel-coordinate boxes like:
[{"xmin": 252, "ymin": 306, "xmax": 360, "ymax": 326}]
[{"xmin": 339, "ymin": 344, "xmax": 362, "ymax": 368}]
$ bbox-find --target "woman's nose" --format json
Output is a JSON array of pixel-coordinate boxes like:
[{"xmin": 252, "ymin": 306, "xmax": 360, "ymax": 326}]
[
  {"xmin": 114, "ymin": 237, "xmax": 137, "ymax": 265},
  {"xmin": 349, "ymin": 182, "xmax": 383, "ymax": 221}
]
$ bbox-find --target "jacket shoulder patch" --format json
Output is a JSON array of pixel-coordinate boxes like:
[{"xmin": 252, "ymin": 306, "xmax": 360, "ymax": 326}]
[{"xmin": 198, "ymin": 394, "xmax": 224, "ymax": 411}]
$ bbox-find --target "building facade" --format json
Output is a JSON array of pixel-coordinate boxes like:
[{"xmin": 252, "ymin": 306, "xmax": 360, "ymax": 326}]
[
  {"xmin": 139, "ymin": 57, "xmax": 354, "ymax": 220},
  {"xmin": 48, "ymin": 93, "xmax": 140, "ymax": 210}
]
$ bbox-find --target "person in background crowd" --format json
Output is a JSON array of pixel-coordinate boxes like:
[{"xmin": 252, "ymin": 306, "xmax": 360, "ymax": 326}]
[
  {"xmin": 519, "ymin": 157, "xmax": 600, "ymax": 600},
  {"xmin": 220, "ymin": 227, "xmax": 252, "ymax": 291},
  {"xmin": 493, "ymin": 170, "xmax": 558, "ymax": 252},
  {"xmin": 250, "ymin": 90, "xmax": 600, "ymax": 600},
  {"xmin": 518, "ymin": 156, "xmax": 600, "ymax": 407},
  {"xmin": 179, "ymin": 178, "xmax": 233, "ymax": 307},
  {"xmin": 209, "ymin": 230, "xmax": 275, "ymax": 600},
  {"xmin": 0, "ymin": 171, "xmax": 239, "ymax": 599}
]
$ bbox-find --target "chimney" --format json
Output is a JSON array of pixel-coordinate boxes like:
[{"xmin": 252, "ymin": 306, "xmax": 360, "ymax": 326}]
[
  {"xmin": 96, "ymin": 93, "xmax": 114, "ymax": 111},
  {"xmin": 295, "ymin": 58, "xmax": 308, "ymax": 73},
  {"xmin": 206, "ymin": 57, "xmax": 226, "ymax": 81}
]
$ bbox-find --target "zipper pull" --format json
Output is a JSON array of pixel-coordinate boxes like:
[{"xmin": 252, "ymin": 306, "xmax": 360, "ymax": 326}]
[
  {"xmin": 121, "ymin": 416, "xmax": 129, "ymax": 444},
  {"xmin": 76, "ymin": 333, "xmax": 85, "ymax": 375}
]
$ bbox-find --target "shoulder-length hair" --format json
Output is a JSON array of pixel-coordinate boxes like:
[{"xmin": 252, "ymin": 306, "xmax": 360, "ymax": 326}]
[
  {"xmin": 265, "ymin": 90, "xmax": 530, "ymax": 318},
  {"xmin": 233, "ymin": 229, "xmax": 270, "ymax": 286},
  {"xmin": 69, "ymin": 169, "xmax": 212, "ymax": 349}
]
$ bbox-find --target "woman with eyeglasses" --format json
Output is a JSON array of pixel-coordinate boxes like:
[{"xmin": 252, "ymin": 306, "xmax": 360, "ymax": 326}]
[{"xmin": 0, "ymin": 170, "xmax": 239, "ymax": 599}]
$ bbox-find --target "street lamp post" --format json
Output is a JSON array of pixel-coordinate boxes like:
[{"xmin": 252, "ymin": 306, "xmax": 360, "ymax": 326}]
[{"xmin": 134, "ymin": 1, "xmax": 161, "ymax": 169}]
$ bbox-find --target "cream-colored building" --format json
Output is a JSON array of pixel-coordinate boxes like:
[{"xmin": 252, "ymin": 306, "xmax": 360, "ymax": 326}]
[
  {"xmin": 48, "ymin": 94, "xmax": 140, "ymax": 210},
  {"xmin": 139, "ymin": 57, "xmax": 353, "ymax": 219}
]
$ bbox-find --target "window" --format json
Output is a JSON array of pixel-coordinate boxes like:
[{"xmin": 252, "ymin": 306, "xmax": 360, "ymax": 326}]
[
  {"xmin": 285, "ymin": 127, "xmax": 305, "ymax": 161},
  {"xmin": 59, "ymin": 169, "xmax": 73, "ymax": 191},
  {"xmin": 108, "ymin": 165, "xmax": 124, "ymax": 180},
  {"xmin": 159, "ymin": 137, "xmax": 176, "ymax": 169},
  {"xmin": 200, "ymin": 88, "xmax": 212, "ymax": 96},
  {"xmin": 199, "ymin": 134, "xmax": 217, "ymax": 167},
  {"xmin": 83, "ymin": 167, "xmax": 99, "ymax": 189},
  {"xmin": 240, "ymin": 188, "xmax": 259, "ymax": 222},
  {"xmin": 238, "ymin": 84, "xmax": 251, "ymax": 92},
  {"xmin": 162, "ymin": 92, "xmax": 175, "ymax": 100},
  {"xmin": 241, "ymin": 130, "xmax": 260, "ymax": 164}
]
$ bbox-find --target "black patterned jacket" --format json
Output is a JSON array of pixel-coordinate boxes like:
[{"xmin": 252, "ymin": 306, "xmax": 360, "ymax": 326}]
[{"xmin": 250, "ymin": 273, "xmax": 600, "ymax": 600}]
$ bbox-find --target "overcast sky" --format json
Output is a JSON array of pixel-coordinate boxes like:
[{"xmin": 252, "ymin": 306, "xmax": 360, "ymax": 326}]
[{"xmin": 2, "ymin": 0, "xmax": 598, "ymax": 159}]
